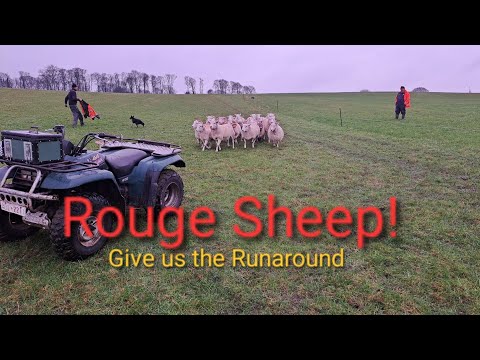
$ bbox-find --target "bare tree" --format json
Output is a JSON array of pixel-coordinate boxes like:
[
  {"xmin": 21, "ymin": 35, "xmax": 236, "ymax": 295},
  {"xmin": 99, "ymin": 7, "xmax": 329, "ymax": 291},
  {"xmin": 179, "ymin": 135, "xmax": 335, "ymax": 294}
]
[
  {"xmin": 90, "ymin": 72, "xmax": 101, "ymax": 92},
  {"xmin": 199, "ymin": 78, "xmax": 204, "ymax": 94},
  {"xmin": 218, "ymin": 79, "xmax": 228, "ymax": 94},
  {"xmin": 228, "ymin": 81, "xmax": 235, "ymax": 94},
  {"xmin": 189, "ymin": 77, "xmax": 196, "ymax": 94},
  {"xmin": 19, "ymin": 71, "xmax": 30, "ymax": 89},
  {"xmin": 132, "ymin": 70, "xmax": 142, "ymax": 93},
  {"xmin": 243, "ymin": 85, "xmax": 256, "ymax": 94},
  {"xmin": 0, "ymin": 72, "xmax": 13, "ymax": 88},
  {"xmin": 34, "ymin": 77, "xmax": 44, "ymax": 90},
  {"xmin": 85, "ymin": 73, "xmax": 93, "ymax": 92},
  {"xmin": 157, "ymin": 75, "xmax": 164, "ymax": 94},
  {"xmin": 184, "ymin": 76, "xmax": 196, "ymax": 94},
  {"xmin": 57, "ymin": 69, "xmax": 68, "ymax": 91},
  {"xmin": 120, "ymin": 72, "xmax": 127, "ymax": 89},
  {"xmin": 18, "ymin": 72, "xmax": 36, "ymax": 89},
  {"xmin": 232, "ymin": 82, "xmax": 242, "ymax": 94},
  {"xmin": 150, "ymin": 75, "xmax": 157, "ymax": 93},
  {"xmin": 71, "ymin": 67, "xmax": 85, "ymax": 90},
  {"xmin": 126, "ymin": 73, "xmax": 135, "ymax": 93},
  {"xmin": 99, "ymin": 73, "xmax": 108, "ymax": 92},
  {"xmin": 39, "ymin": 65, "xmax": 60, "ymax": 90},
  {"xmin": 212, "ymin": 79, "xmax": 228, "ymax": 94},
  {"xmin": 164, "ymin": 74, "xmax": 177, "ymax": 94},
  {"xmin": 184, "ymin": 76, "xmax": 191, "ymax": 93},
  {"xmin": 142, "ymin": 73, "xmax": 149, "ymax": 93},
  {"xmin": 66, "ymin": 69, "xmax": 75, "ymax": 87}
]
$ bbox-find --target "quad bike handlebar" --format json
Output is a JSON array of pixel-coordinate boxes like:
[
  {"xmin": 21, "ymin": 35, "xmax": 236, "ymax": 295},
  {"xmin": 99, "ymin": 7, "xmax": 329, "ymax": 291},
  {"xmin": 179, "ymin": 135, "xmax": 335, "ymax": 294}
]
[
  {"xmin": 72, "ymin": 132, "xmax": 121, "ymax": 156},
  {"xmin": 96, "ymin": 133, "xmax": 119, "ymax": 139}
]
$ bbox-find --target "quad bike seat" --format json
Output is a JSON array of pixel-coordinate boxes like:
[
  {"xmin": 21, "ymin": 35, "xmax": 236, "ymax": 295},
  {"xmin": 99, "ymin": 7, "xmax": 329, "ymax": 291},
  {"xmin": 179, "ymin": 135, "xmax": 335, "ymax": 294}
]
[{"xmin": 104, "ymin": 149, "xmax": 149, "ymax": 178}]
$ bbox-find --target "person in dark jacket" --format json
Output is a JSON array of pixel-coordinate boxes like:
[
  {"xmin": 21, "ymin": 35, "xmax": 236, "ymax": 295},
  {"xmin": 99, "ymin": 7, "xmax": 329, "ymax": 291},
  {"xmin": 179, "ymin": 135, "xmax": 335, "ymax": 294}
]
[
  {"xmin": 394, "ymin": 86, "xmax": 411, "ymax": 120},
  {"xmin": 64, "ymin": 83, "xmax": 84, "ymax": 127}
]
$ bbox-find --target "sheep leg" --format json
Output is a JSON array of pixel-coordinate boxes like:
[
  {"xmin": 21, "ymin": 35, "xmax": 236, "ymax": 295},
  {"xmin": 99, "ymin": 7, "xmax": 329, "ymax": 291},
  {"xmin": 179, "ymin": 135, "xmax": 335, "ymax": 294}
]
[
  {"xmin": 252, "ymin": 139, "xmax": 256, "ymax": 148},
  {"xmin": 216, "ymin": 139, "xmax": 222, "ymax": 152},
  {"xmin": 206, "ymin": 140, "xmax": 211, "ymax": 149},
  {"xmin": 244, "ymin": 139, "xmax": 247, "ymax": 149},
  {"xmin": 231, "ymin": 136, "xmax": 235, "ymax": 149}
]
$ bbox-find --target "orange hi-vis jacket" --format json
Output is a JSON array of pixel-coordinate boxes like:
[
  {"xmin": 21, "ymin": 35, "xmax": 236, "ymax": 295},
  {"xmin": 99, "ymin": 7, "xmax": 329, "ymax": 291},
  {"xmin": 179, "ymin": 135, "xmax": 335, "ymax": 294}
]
[{"xmin": 395, "ymin": 90, "xmax": 411, "ymax": 108}]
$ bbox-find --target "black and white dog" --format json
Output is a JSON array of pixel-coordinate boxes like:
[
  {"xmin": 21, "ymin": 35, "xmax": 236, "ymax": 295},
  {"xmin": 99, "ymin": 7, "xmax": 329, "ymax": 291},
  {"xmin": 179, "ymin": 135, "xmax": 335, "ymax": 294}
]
[{"xmin": 130, "ymin": 115, "xmax": 145, "ymax": 127}]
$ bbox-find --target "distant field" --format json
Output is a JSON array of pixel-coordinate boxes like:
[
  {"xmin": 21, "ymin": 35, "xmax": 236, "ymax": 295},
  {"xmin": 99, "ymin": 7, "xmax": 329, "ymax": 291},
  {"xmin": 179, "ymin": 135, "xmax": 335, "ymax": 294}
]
[{"xmin": 0, "ymin": 88, "xmax": 479, "ymax": 314}]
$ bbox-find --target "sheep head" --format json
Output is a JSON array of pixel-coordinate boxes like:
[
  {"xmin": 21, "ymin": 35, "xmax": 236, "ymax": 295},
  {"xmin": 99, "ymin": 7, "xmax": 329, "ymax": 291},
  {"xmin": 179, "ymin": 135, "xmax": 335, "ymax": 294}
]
[
  {"xmin": 241, "ymin": 123, "xmax": 250, "ymax": 132},
  {"xmin": 269, "ymin": 121, "xmax": 278, "ymax": 133},
  {"xmin": 210, "ymin": 120, "xmax": 219, "ymax": 130}
]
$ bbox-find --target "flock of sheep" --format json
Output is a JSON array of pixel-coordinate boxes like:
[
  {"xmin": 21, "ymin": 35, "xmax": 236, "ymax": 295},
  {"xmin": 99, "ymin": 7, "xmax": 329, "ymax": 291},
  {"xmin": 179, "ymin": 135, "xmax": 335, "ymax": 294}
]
[{"xmin": 192, "ymin": 113, "xmax": 284, "ymax": 151}]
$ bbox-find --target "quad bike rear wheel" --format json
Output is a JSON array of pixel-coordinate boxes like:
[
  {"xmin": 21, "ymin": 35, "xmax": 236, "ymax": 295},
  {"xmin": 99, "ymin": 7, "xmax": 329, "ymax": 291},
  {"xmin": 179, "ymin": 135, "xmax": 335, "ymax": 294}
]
[{"xmin": 155, "ymin": 169, "xmax": 184, "ymax": 211}]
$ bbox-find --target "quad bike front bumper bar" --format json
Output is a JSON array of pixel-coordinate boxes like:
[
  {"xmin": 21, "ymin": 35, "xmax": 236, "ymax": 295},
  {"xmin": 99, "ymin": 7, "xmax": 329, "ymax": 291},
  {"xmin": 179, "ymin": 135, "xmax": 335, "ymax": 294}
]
[
  {"xmin": 0, "ymin": 165, "xmax": 58, "ymax": 229},
  {"xmin": 0, "ymin": 165, "xmax": 59, "ymax": 207}
]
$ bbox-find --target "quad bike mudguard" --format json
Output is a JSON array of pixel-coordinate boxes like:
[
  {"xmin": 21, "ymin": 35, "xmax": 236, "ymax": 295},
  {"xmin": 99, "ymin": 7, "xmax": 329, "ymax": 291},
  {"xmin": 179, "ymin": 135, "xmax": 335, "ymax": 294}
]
[{"xmin": 128, "ymin": 154, "xmax": 185, "ymax": 207}]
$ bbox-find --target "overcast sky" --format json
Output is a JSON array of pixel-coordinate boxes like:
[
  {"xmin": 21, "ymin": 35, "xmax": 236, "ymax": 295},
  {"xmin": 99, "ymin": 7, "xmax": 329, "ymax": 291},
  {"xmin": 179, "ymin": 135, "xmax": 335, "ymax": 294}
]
[{"xmin": 0, "ymin": 45, "xmax": 479, "ymax": 93}]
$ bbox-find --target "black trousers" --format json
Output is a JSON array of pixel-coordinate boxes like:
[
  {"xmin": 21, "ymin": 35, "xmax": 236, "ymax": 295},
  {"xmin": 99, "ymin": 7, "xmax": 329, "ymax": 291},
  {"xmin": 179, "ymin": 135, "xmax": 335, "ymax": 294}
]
[
  {"xmin": 69, "ymin": 105, "xmax": 84, "ymax": 126},
  {"xmin": 395, "ymin": 105, "xmax": 406, "ymax": 119}
]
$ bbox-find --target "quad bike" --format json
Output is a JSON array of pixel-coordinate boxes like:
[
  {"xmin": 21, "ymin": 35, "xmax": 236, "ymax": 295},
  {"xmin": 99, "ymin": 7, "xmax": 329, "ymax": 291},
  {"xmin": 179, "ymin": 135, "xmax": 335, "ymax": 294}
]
[{"xmin": 0, "ymin": 125, "xmax": 185, "ymax": 261}]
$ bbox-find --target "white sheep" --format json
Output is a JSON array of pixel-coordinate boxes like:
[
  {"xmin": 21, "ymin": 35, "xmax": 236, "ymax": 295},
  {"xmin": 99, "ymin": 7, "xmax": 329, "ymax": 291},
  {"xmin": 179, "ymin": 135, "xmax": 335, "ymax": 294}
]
[
  {"xmin": 206, "ymin": 116, "xmax": 216, "ymax": 125},
  {"xmin": 192, "ymin": 119, "xmax": 202, "ymax": 144},
  {"xmin": 261, "ymin": 117, "xmax": 271, "ymax": 141},
  {"xmin": 195, "ymin": 123, "xmax": 212, "ymax": 151},
  {"xmin": 266, "ymin": 116, "xmax": 277, "ymax": 143},
  {"xmin": 210, "ymin": 121, "xmax": 235, "ymax": 152},
  {"xmin": 230, "ymin": 121, "xmax": 241, "ymax": 143},
  {"xmin": 267, "ymin": 121, "xmax": 284, "ymax": 148},
  {"xmin": 257, "ymin": 118, "xmax": 266, "ymax": 140},
  {"xmin": 266, "ymin": 113, "xmax": 276, "ymax": 121},
  {"xmin": 218, "ymin": 116, "xmax": 228, "ymax": 125},
  {"xmin": 241, "ymin": 122, "xmax": 260, "ymax": 148},
  {"xmin": 235, "ymin": 114, "xmax": 245, "ymax": 124}
]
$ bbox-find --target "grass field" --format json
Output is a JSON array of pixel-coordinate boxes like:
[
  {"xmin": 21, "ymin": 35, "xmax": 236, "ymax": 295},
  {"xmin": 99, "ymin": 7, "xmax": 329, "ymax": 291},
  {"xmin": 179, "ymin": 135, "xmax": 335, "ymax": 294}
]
[{"xmin": 0, "ymin": 88, "xmax": 479, "ymax": 314}]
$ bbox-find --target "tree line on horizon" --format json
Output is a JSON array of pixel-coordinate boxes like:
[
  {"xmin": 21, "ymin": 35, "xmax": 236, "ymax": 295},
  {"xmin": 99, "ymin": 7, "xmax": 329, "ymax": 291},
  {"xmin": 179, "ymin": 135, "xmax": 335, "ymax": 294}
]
[{"xmin": 0, "ymin": 65, "xmax": 256, "ymax": 95}]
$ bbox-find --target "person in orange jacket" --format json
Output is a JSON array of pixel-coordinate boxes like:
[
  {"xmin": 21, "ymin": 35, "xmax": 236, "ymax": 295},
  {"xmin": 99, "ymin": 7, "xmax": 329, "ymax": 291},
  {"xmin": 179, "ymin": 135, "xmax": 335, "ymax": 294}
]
[{"xmin": 395, "ymin": 86, "xmax": 410, "ymax": 119}]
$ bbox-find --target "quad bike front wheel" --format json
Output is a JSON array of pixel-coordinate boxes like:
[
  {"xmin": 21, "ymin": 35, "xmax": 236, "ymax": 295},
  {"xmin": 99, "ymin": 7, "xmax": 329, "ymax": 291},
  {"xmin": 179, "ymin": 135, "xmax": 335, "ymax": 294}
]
[
  {"xmin": 155, "ymin": 169, "xmax": 184, "ymax": 211},
  {"xmin": 0, "ymin": 210, "xmax": 39, "ymax": 242},
  {"xmin": 50, "ymin": 192, "xmax": 113, "ymax": 261}
]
